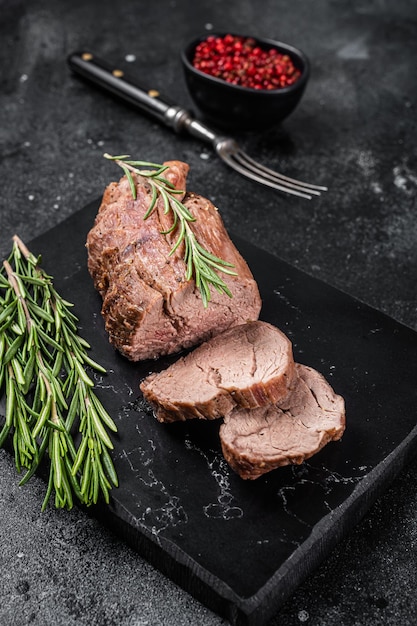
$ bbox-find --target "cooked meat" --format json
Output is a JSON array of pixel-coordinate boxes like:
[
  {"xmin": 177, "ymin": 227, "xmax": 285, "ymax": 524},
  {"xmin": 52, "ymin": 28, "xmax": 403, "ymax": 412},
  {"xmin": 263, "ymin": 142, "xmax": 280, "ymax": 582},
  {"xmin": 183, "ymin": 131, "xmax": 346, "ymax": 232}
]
[
  {"xmin": 140, "ymin": 321, "xmax": 297, "ymax": 423},
  {"xmin": 219, "ymin": 363, "xmax": 346, "ymax": 479},
  {"xmin": 86, "ymin": 160, "xmax": 261, "ymax": 361}
]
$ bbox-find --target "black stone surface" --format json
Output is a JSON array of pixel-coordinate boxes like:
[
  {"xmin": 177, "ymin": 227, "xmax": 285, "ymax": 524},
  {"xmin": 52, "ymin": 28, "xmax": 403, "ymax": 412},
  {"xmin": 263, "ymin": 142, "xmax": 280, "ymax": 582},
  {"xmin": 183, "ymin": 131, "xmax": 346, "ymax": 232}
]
[
  {"xmin": 1, "ymin": 1, "xmax": 416, "ymax": 625},
  {"xmin": 11, "ymin": 198, "xmax": 417, "ymax": 626}
]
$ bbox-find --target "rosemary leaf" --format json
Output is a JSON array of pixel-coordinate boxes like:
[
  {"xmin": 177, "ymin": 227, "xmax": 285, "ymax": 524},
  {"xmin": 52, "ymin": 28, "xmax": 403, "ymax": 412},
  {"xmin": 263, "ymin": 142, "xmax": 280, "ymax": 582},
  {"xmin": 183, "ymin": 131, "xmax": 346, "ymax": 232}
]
[
  {"xmin": 22, "ymin": 351, "xmax": 36, "ymax": 393},
  {"xmin": 19, "ymin": 435, "xmax": 48, "ymax": 486},
  {"xmin": 91, "ymin": 453, "xmax": 100, "ymax": 504},
  {"xmin": 90, "ymin": 393, "xmax": 117, "ymax": 432},
  {"xmin": 11, "ymin": 357, "xmax": 25, "ymax": 386},
  {"xmin": 98, "ymin": 473, "xmax": 110, "ymax": 504},
  {"xmin": 101, "ymin": 444, "xmax": 119, "ymax": 487},
  {"xmin": 64, "ymin": 455, "xmax": 83, "ymax": 501},
  {"xmin": 52, "ymin": 430, "xmax": 62, "ymax": 489},
  {"xmin": 89, "ymin": 407, "xmax": 113, "ymax": 449},
  {"xmin": 32, "ymin": 395, "xmax": 52, "ymax": 439},
  {"xmin": 3, "ymin": 334, "xmax": 25, "ymax": 364},
  {"xmin": 41, "ymin": 465, "xmax": 54, "ymax": 512},
  {"xmin": 60, "ymin": 462, "xmax": 74, "ymax": 509},
  {"xmin": 120, "ymin": 164, "xmax": 137, "ymax": 200},
  {"xmin": 80, "ymin": 353, "xmax": 107, "ymax": 374},
  {"xmin": 0, "ymin": 422, "xmax": 10, "ymax": 448},
  {"xmin": 0, "ymin": 300, "xmax": 17, "ymax": 324},
  {"xmin": 5, "ymin": 372, "xmax": 15, "ymax": 427},
  {"xmin": 71, "ymin": 433, "xmax": 88, "ymax": 476},
  {"xmin": 80, "ymin": 451, "xmax": 92, "ymax": 497}
]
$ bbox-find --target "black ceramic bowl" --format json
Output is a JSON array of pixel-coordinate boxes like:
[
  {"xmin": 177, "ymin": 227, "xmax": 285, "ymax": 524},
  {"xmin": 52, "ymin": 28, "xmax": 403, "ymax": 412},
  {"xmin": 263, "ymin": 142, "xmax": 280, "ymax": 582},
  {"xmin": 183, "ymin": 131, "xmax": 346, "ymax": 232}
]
[{"xmin": 181, "ymin": 33, "xmax": 310, "ymax": 131}]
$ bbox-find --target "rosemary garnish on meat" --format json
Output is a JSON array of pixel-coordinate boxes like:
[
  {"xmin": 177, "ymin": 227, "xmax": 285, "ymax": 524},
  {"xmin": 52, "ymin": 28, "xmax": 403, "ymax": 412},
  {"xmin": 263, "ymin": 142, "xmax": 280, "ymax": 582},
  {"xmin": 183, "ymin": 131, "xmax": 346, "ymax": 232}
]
[
  {"xmin": 104, "ymin": 153, "xmax": 237, "ymax": 307},
  {"xmin": 0, "ymin": 236, "xmax": 118, "ymax": 510}
]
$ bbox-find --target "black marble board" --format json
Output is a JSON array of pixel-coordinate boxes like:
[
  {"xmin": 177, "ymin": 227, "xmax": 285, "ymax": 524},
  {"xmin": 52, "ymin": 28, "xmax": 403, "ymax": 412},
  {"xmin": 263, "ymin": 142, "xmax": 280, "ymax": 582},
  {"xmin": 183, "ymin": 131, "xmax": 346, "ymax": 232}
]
[{"xmin": 4, "ymin": 199, "xmax": 417, "ymax": 626}]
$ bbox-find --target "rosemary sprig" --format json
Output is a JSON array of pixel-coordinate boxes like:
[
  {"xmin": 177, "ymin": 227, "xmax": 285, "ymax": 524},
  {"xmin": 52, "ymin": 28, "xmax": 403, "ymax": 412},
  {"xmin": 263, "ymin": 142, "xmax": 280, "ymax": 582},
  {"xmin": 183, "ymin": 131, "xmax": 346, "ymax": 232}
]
[
  {"xmin": 104, "ymin": 153, "xmax": 237, "ymax": 307},
  {"xmin": 0, "ymin": 236, "xmax": 118, "ymax": 510}
]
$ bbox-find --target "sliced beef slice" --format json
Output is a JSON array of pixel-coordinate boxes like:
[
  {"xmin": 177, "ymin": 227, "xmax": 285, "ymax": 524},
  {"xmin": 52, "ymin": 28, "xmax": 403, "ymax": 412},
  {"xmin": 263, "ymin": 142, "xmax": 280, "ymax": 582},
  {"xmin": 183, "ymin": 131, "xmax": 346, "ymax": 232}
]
[
  {"xmin": 86, "ymin": 161, "xmax": 261, "ymax": 361},
  {"xmin": 219, "ymin": 363, "xmax": 346, "ymax": 479},
  {"xmin": 140, "ymin": 321, "xmax": 296, "ymax": 423}
]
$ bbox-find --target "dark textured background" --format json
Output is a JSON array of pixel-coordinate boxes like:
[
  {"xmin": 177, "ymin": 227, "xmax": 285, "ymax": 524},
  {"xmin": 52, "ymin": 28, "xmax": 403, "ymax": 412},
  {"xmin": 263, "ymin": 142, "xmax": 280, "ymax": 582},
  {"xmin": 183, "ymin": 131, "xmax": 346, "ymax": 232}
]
[{"xmin": 0, "ymin": 1, "xmax": 416, "ymax": 625}]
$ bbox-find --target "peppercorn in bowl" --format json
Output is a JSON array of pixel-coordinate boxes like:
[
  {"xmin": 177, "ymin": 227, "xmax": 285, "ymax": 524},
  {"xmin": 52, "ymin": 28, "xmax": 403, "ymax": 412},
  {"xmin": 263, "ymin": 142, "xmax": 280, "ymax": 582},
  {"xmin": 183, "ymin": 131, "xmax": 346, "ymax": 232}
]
[{"xmin": 181, "ymin": 33, "xmax": 310, "ymax": 131}]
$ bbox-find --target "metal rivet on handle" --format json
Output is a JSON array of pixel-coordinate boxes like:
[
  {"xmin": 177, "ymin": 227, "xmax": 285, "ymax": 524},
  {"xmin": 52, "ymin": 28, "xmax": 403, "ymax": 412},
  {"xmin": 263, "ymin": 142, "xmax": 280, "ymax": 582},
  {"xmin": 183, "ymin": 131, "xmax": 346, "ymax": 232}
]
[
  {"xmin": 148, "ymin": 89, "xmax": 160, "ymax": 98},
  {"xmin": 81, "ymin": 52, "xmax": 93, "ymax": 61},
  {"xmin": 112, "ymin": 69, "xmax": 124, "ymax": 77}
]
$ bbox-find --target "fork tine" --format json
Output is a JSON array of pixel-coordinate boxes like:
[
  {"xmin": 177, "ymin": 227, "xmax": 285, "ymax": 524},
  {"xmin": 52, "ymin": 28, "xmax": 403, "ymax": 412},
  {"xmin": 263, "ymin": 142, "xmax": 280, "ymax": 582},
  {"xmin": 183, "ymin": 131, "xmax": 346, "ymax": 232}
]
[
  {"xmin": 221, "ymin": 151, "xmax": 316, "ymax": 199},
  {"xmin": 237, "ymin": 151, "xmax": 328, "ymax": 193}
]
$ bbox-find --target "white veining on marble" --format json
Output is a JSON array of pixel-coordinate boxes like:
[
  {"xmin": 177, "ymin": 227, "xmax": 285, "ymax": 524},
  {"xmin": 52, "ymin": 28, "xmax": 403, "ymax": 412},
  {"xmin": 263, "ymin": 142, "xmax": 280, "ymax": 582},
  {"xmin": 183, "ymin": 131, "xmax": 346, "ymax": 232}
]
[
  {"xmin": 276, "ymin": 462, "xmax": 370, "ymax": 528},
  {"xmin": 92, "ymin": 369, "xmax": 135, "ymax": 399},
  {"xmin": 117, "ymin": 439, "xmax": 188, "ymax": 538},
  {"xmin": 138, "ymin": 467, "xmax": 187, "ymax": 536},
  {"xmin": 184, "ymin": 438, "xmax": 243, "ymax": 520}
]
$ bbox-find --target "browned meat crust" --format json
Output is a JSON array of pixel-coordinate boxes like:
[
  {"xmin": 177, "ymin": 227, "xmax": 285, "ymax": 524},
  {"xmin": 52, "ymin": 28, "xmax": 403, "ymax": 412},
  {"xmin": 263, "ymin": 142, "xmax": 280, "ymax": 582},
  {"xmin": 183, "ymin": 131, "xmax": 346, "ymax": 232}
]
[{"xmin": 86, "ymin": 161, "xmax": 261, "ymax": 361}]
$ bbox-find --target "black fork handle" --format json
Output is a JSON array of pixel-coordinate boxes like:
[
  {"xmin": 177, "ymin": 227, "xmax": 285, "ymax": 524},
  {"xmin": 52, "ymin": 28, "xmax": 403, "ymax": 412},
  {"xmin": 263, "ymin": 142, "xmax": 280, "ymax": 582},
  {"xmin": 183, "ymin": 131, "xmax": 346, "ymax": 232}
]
[
  {"xmin": 67, "ymin": 51, "xmax": 187, "ymax": 130},
  {"xmin": 67, "ymin": 51, "xmax": 225, "ymax": 149}
]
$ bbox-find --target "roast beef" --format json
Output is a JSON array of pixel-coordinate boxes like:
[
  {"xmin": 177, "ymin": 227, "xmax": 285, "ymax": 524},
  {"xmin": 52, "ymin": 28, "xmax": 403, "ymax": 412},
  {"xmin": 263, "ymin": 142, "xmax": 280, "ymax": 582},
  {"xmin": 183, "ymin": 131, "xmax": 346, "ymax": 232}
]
[
  {"xmin": 86, "ymin": 161, "xmax": 261, "ymax": 361},
  {"xmin": 219, "ymin": 363, "xmax": 346, "ymax": 479},
  {"xmin": 140, "ymin": 321, "xmax": 297, "ymax": 423}
]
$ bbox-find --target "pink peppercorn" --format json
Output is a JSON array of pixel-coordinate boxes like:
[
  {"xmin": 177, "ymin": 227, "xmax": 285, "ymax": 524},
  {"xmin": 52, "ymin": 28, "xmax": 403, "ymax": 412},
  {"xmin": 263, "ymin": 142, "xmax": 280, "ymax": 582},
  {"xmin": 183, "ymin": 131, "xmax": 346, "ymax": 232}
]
[{"xmin": 192, "ymin": 35, "xmax": 301, "ymax": 90}]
